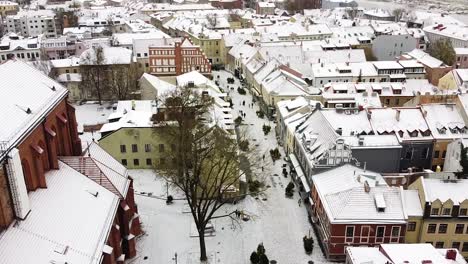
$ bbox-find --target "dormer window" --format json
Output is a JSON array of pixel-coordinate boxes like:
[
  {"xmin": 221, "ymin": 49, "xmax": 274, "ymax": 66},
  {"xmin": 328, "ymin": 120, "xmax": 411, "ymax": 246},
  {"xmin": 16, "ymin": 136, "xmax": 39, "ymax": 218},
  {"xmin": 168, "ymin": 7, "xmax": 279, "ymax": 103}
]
[
  {"xmin": 450, "ymin": 127, "xmax": 458, "ymax": 134},
  {"xmin": 409, "ymin": 130, "xmax": 418, "ymax": 137},
  {"xmin": 437, "ymin": 127, "xmax": 446, "ymax": 134},
  {"xmin": 431, "ymin": 207, "xmax": 439, "ymax": 216},
  {"xmin": 442, "ymin": 208, "xmax": 451, "ymax": 216}
]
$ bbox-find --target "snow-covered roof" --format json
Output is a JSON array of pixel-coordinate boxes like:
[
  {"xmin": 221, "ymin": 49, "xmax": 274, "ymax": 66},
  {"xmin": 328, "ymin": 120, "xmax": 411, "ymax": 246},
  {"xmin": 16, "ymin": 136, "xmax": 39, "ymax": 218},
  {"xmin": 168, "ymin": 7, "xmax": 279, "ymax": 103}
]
[
  {"xmin": 112, "ymin": 32, "xmax": 170, "ymax": 46},
  {"xmin": 455, "ymin": 48, "xmax": 468, "ymax": 55},
  {"xmin": 342, "ymin": 135, "xmax": 401, "ymax": 149},
  {"xmin": 257, "ymin": 1, "xmax": 275, "ymax": 7},
  {"xmin": 420, "ymin": 177, "xmax": 468, "ymax": 205},
  {"xmin": 367, "ymin": 108, "xmax": 433, "ymax": 142},
  {"xmin": 140, "ymin": 73, "xmax": 176, "ymax": 96},
  {"xmin": 402, "ymin": 189, "xmax": 423, "ymax": 217},
  {"xmin": 312, "ymin": 164, "xmax": 406, "ymax": 224},
  {"xmin": 421, "ymin": 104, "xmax": 466, "ymax": 139},
  {"xmin": 346, "ymin": 247, "xmax": 391, "ymax": 264},
  {"xmin": 423, "ymin": 23, "xmax": 468, "ymax": 42},
  {"xmin": 100, "ymin": 100, "xmax": 157, "ymax": 134},
  {"xmin": 0, "ymin": 60, "xmax": 68, "ymax": 154},
  {"xmin": 0, "ymin": 161, "xmax": 119, "ymax": 264},
  {"xmin": 80, "ymin": 46, "xmax": 133, "ymax": 65},
  {"xmin": 321, "ymin": 109, "xmax": 373, "ymax": 136},
  {"xmin": 406, "ymin": 49, "xmax": 445, "ymax": 68},
  {"xmin": 372, "ymin": 61, "xmax": 404, "ymax": 70},
  {"xmin": 176, "ymin": 70, "xmax": 217, "ymax": 89},
  {"xmin": 381, "ymin": 244, "xmax": 467, "ymax": 264},
  {"xmin": 50, "ymin": 57, "xmax": 81, "ymax": 68},
  {"xmin": 56, "ymin": 73, "xmax": 82, "ymax": 83}
]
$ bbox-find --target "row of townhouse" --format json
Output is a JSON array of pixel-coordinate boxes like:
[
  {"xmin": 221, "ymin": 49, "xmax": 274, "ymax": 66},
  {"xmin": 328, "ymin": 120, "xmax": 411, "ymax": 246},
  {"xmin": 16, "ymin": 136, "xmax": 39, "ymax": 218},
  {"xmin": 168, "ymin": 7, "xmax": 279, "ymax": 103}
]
[
  {"xmin": 309, "ymin": 162, "xmax": 468, "ymax": 261},
  {"xmin": 0, "ymin": 60, "xmax": 141, "ymax": 264}
]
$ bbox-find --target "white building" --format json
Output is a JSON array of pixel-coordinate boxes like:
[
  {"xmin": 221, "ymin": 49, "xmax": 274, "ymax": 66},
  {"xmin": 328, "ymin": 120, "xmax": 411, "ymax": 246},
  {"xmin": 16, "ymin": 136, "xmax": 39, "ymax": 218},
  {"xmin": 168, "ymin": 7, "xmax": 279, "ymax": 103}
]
[
  {"xmin": 0, "ymin": 34, "xmax": 41, "ymax": 63},
  {"xmin": 424, "ymin": 23, "xmax": 468, "ymax": 48},
  {"xmin": 5, "ymin": 10, "xmax": 57, "ymax": 38}
]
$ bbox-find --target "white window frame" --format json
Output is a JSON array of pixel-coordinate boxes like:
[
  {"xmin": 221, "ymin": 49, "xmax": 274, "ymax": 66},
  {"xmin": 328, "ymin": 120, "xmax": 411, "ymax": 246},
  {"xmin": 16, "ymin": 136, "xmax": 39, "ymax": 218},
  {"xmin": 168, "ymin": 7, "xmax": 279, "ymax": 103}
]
[
  {"xmin": 360, "ymin": 226, "xmax": 370, "ymax": 243},
  {"xmin": 390, "ymin": 226, "xmax": 400, "ymax": 243},
  {"xmin": 345, "ymin": 225, "xmax": 354, "ymax": 243},
  {"xmin": 375, "ymin": 226, "xmax": 385, "ymax": 243}
]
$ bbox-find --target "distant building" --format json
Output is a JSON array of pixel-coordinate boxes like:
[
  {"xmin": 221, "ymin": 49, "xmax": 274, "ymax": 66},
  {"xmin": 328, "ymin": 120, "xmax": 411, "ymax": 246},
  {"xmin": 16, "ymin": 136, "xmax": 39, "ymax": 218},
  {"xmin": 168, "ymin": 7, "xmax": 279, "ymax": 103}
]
[
  {"xmin": 454, "ymin": 48, "xmax": 468, "ymax": 69},
  {"xmin": 148, "ymin": 37, "xmax": 211, "ymax": 76},
  {"xmin": 401, "ymin": 49, "xmax": 453, "ymax": 86},
  {"xmin": 0, "ymin": 34, "xmax": 40, "ymax": 63},
  {"xmin": 363, "ymin": 9, "xmax": 395, "ymax": 21},
  {"xmin": 322, "ymin": 0, "xmax": 356, "ymax": 9},
  {"xmin": 256, "ymin": 2, "xmax": 275, "ymax": 15},
  {"xmin": 0, "ymin": 1, "xmax": 18, "ymax": 16},
  {"xmin": 5, "ymin": 10, "xmax": 57, "ymax": 38},
  {"xmin": 346, "ymin": 243, "xmax": 467, "ymax": 264},
  {"xmin": 424, "ymin": 23, "xmax": 468, "ymax": 48}
]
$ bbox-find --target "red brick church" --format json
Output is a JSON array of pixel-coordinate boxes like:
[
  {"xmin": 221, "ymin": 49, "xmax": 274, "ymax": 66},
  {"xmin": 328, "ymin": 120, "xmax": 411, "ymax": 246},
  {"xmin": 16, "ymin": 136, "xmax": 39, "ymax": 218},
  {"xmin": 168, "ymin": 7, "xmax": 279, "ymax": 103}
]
[{"xmin": 0, "ymin": 60, "xmax": 141, "ymax": 264}]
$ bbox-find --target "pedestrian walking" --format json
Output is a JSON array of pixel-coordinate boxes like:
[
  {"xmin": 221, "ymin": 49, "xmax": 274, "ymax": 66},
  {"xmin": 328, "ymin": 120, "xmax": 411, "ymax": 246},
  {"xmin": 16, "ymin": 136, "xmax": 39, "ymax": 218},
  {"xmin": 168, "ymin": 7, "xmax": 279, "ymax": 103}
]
[
  {"xmin": 262, "ymin": 154, "xmax": 265, "ymax": 161},
  {"xmin": 261, "ymin": 166, "xmax": 264, "ymax": 171},
  {"xmin": 242, "ymin": 100, "xmax": 245, "ymax": 106},
  {"xmin": 243, "ymin": 113, "xmax": 246, "ymax": 118},
  {"xmin": 298, "ymin": 198, "xmax": 302, "ymax": 207}
]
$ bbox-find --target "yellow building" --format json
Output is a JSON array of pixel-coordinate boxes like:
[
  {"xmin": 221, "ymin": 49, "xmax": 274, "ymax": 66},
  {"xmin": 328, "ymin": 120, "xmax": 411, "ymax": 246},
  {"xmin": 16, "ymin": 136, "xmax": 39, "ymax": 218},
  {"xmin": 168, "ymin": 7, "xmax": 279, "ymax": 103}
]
[
  {"xmin": 409, "ymin": 176, "xmax": 468, "ymax": 257},
  {"xmin": 403, "ymin": 189, "xmax": 424, "ymax": 244},
  {"xmin": 188, "ymin": 34, "xmax": 223, "ymax": 66},
  {"xmin": 438, "ymin": 69, "xmax": 468, "ymax": 91},
  {"xmin": 0, "ymin": 1, "xmax": 18, "ymax": 16}
]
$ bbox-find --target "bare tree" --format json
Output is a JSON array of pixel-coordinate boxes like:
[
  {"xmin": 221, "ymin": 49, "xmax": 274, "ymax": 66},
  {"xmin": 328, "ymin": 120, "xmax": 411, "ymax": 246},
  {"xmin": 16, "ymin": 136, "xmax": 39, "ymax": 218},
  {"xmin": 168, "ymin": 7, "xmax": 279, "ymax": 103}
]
[
  {"xmin": 205, "ymin": 14, "xmax": 218, "ymax": 29},
  {"xmin": 108, "ymin": 63, "xmax": 140, "ymax": 100},
  {"xmin": 392, "ymin": 8, "xmax": 405, "ymax": 22},
  {"xmin": 154, "ymin": 87, "xmax": 260, "ymax": 262},
  {"xmin": 345, "ymin": 6, "xmax": 359, "ymax": 20},
  {"xmin": 80, "ymin": 46, "xmax": 107, "ymax": 104}
]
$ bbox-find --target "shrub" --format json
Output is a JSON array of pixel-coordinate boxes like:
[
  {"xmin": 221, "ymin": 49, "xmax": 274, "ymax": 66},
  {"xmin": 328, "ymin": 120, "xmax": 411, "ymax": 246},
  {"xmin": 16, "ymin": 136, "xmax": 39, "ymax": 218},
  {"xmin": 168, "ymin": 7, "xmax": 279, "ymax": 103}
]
[
  {"xmin": 237, "ymin": 87, "xmax": 246, "ymax": 95},
  {"xmin": 239, "ymin": 140, "xmax": 249, "ymax": 151},
  {"xmin": 285, "ymin": 182, "xmax": 294, "ymax": 197},
  {"xmin": 256, "ymin": 110, "xmax": 265, "ymax": 119},
  {"xmin": 270, "ymin": 148, "xmax": 281, "ymax": 161},
  {"xmin": 262, "ymin": 125, "xmax": 271, "ymax": 135},
  {"xmin": 248, "ymin": 180, "xmax": 262, "ymax": 193},
  {"xmin": 257, "ymin": 243, "xmax": 265, "ymax": 256},
  {"xmin": 235, "ymin": 116, "xmax": 243, "ymax": 126},
  {"xmin": 250, "ymin": 251, "xmax": 259, "ymax": 264},
  {"xmin": 303, "ymin": 236, "xmax": 314, "ymax": 254},
  {"xmin": 259, "ymin": 254, "xmax": 269, "ymax": 264},
  {"xmin": 227, "ymin": 77, "xmax": 235, "ymax": 84}
]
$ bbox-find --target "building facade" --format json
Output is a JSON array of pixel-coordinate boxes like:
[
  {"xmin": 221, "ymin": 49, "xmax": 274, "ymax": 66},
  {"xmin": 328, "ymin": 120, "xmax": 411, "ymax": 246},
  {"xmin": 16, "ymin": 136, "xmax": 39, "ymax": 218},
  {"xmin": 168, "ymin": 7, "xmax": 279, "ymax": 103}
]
[
  {"xmin": 5, "ymin": 10, "xmax": 57, "ymax": 38},
  {"xmin": 148, "ymin": 37, "xmax": 211, "ymax": 76}
]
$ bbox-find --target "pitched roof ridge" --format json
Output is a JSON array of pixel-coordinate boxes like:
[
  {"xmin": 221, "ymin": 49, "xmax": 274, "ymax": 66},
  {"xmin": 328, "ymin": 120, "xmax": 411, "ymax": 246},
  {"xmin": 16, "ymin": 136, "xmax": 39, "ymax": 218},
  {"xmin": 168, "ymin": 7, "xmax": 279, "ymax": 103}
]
[{"xmin": 88, "ymin": 158, "xmax": 124, "ymax": 199}]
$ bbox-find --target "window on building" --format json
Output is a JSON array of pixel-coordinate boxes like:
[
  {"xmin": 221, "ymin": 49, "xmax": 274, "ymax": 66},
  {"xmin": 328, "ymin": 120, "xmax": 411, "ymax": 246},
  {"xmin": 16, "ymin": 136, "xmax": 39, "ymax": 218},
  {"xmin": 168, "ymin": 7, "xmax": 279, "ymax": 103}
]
[
  {"xmin": 442, "ymin": 208, "xmax": 451, "ymax": 216},
  {"xmin": 121, "ymin": 159, "xmax": 127, "ymax": 166},
  {"xmin": 376, "ymin": 226, "xmax": 385, "ymax": 238},
  {"xmin": 421, "ymin": 148, "xmax": 429, "ymax": 159},
  {"xmin": 405, "ymin": 148, "xmax": 413, "ymax": 159},
  {"xmin": 160, "ymin": 157, "xmax": 166, "ymax": 165},
  {"xmin": 137, "ymin": 53, "xmax": 141, "ymax": 57},
  {"xmin": 460, "ymin": 208, "xmax": 467, "ymax": 216},
  {"xmin": 463, "ymin": 242, "xmax": 468, "ymax": 252},
  {"xmin": 431, "ymin": 208, "xmax": 439, "ymax": 216},
  {"xmin": 435, "ymin": 242, "xmax": 444, "ymax": 248},
  {"xmin": 439, "ymin": 224, "xmax": 448, "ymax": 234},
  {"xmin": 434, "ymin": 150, "xmax": 440, "ymax": 158},
  {"xmin": 159, "ymin": 144, "xmax": 165, "ymax": 152},
  {"xmin": 456, "ymin": 224, "xmax": 464, "ymax": 234},
  {"xmin": 345, "ymin": 226, "xmax": 354, "ymax": 242},
  {"xmin": 120, "ymin": 144, "xmax": 126, "ymax": 153},
  {"xmin": 442, "ymin": 150, "xmax": 447, "ymax": 158},
  {"xmin": 391, "ymin": 226, "xmax": 400, "ymax": 238},
  {"xmin": 133, "ymin": 159, "xmax": 139, "ymax": 166},
  {"xmin": 453, "ymin": 242, "xmax": 461, "ymax": 250},
  {"xmin": 408, "ymin": 222, "xmax": 416, "ymax": 231},
  {"xmin": 146, "ymin": 158, "xmax": 152, "ymax": 166},
  {"xmin": 427, "ymin": 224, "xmax": 437, "ymax": 233},
  {"xmin": 132, "ymin": 144, "xmax": 138, "ymax": 153},
  {"xmin": 145, "ymin": 144, "xmax": 151, "ymax": 152}
]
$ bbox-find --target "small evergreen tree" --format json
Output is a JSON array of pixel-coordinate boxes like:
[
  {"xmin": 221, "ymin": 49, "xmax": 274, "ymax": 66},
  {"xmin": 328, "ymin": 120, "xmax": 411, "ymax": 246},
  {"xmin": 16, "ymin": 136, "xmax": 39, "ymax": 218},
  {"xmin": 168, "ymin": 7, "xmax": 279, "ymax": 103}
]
[
  {"xmin": 262, "ymin": 125, "xmax": 271, "ymax": 135},
  {"xmin": 250, "ymin": 251, "xmax": 259, "ymax": 264},
  {"xmin": 259, "ymin": 254, "xmax": 269, "ymax": 264},
  {"xmin": 285, "ymin": 182, "xmax": 295, "ymax": 197},
  {"xmin": 428, "ymin": 39, "xmax": 456, "ymax": 65},
  {"xmin": 234, "ymin": 116, "xmax": 243, "ymax": 126},
  {"xmin": 459, "ymin": 144, "xmax": 468, "ymax": 177},
  {"xmin": 257, "ymin": 243, "xmax": 265, "ymax": 255}
]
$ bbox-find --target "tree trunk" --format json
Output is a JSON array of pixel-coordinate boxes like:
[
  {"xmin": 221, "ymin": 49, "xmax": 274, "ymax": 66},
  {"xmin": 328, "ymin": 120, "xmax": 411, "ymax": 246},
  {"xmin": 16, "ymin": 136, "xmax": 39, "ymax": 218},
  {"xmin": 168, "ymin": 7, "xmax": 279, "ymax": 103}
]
[{"xmin": 198, "ymin": 229, "xmax": 208, "ymax": 262}]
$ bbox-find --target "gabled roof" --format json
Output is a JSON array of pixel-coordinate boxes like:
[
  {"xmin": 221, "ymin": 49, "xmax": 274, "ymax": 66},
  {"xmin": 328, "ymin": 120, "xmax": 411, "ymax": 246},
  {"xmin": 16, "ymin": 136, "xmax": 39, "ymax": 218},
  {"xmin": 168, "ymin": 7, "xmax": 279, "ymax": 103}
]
[
  {"xmin": 60, "ymin": 142, "xmax": 130, "ymax": 198},
  {"xmin": 0, "ymin": 60, "xmax": 68, "ymax": 158},
  {"xmin": 0, "ymin": 161, "xmax": 119, "ymax": 264},
  {"xmin": 313, "ymin": 164, "xmax": 406, "ymax": 223},
  {"xmin": 420, "ymin": 177, "xmax": 468, "ymax": 205}
]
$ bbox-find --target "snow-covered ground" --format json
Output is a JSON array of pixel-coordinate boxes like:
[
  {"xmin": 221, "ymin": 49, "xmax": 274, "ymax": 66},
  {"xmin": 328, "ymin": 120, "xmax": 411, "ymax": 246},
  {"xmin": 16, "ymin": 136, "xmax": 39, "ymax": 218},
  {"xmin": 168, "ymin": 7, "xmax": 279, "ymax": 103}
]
[{"xmin": 130, "ymin": 71, "xmax": 330, "ymax": 264}]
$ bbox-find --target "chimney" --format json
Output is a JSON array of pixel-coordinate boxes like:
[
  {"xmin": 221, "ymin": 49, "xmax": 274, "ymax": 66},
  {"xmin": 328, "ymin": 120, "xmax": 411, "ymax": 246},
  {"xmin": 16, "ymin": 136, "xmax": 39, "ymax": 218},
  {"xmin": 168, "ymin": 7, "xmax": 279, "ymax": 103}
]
[
  {"xmin": 446, "ymin": 249, "xmax": 457, "ymax": 261},
  {"xmin": 396, "ymin": 109, "xmax": 401, "ymax": 121},
  {"xmin": 335, "ymin": 127, "xmax": 343, "ymax": 135},
  {"xmin": 364, "ymin": 180, "xmax": 370, "ymax": 193}
]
